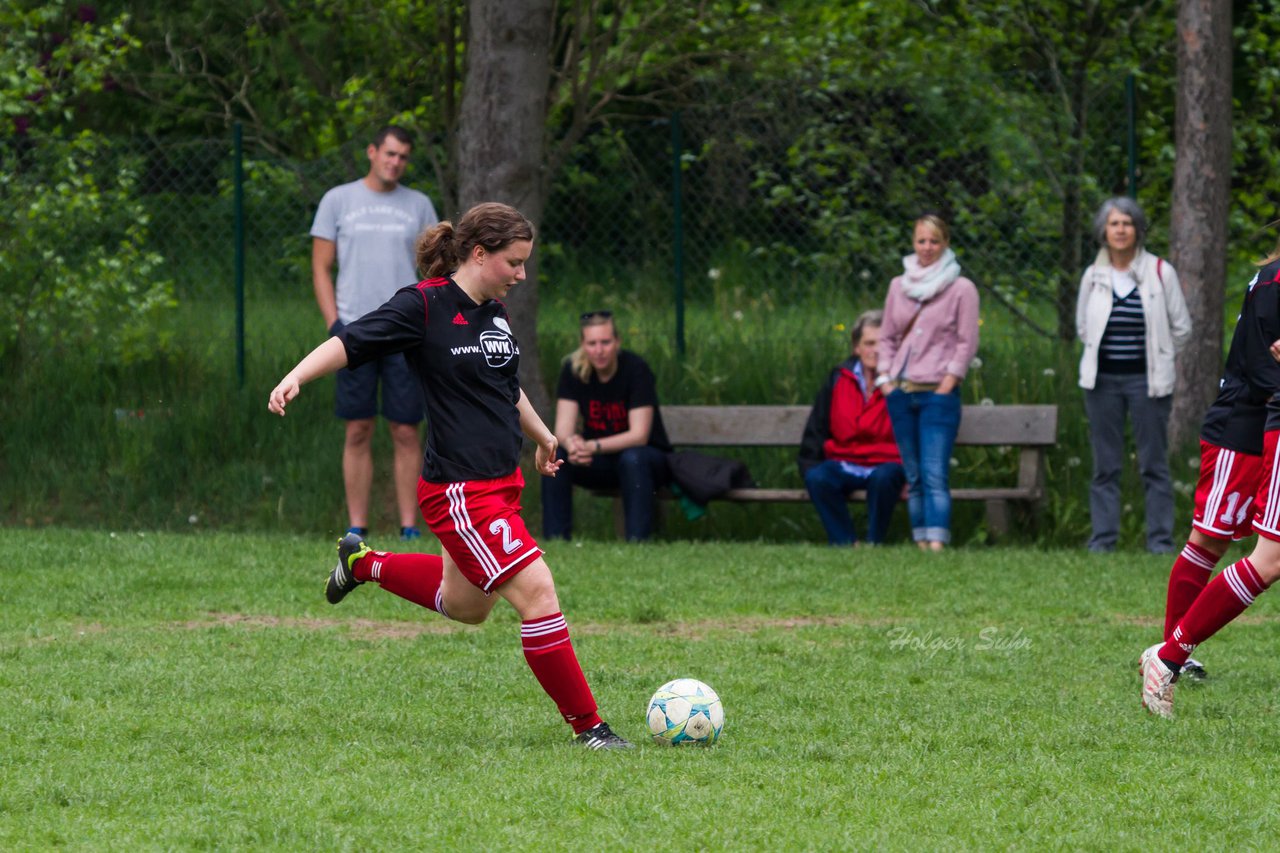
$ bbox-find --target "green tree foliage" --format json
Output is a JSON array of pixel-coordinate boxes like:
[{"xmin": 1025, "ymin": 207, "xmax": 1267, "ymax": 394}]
[
  {"xmin": 98, "ymin": 0, "xmax": 464, "ymax": 207},
  {"xmin": 16, "ymin": 0, "xmax": 1280, "ymax": 353},
  {"xmin": 667, "ymin": 0, "xmax": 1174, "ymax": 339},
  {"xmin": 1, "ymin": 4, "xmax": 174, "ymax": 366},
  {"xmin": 1, "ymin": 3, "xmax": 132, "ymax": 126},
  {"xmin": 1229, "ymin": 0, "xmax": 1280, "ymax": 261}
]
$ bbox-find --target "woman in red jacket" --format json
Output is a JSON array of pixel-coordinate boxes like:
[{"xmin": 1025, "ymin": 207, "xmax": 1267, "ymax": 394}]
[{"xmin": 798, "ymin": 310, "xmax": 905, "ymax": 545}]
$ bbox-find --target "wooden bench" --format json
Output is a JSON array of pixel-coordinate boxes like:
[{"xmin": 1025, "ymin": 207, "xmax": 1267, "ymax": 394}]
[{"xmin": 595, "ymin": 404, "xmax": 1058, "ymax": 540}]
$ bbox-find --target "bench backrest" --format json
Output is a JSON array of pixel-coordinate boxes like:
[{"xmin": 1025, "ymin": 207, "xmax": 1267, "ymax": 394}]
[{"xmin": 661, "ymin": 404, "xmax": 1058, "ymax": 447}]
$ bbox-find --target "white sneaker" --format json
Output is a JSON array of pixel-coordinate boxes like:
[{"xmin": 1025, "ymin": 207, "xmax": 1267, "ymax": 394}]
[
  {"xmin": 1140, "ymin": 643, "xmax": 1209, "ymax": 682},
  {"xmin": 1138, "ymin": 642, "xmax": 1163, "ymax": 674},
  {"xmin": 1141, "ymin": 651, "xmax": 1179, "ymax": 718}
]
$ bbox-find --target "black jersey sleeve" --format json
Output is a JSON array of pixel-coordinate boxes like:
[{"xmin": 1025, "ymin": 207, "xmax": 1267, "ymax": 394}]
[{"xmin": 337, "ymin": 286, "xmax": 427, "ymax": 369}]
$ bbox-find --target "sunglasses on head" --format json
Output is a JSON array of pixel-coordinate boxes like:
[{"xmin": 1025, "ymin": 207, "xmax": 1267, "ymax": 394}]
[{"xmin": 580, "ymin": 310, "xmax": 614, "ymax": 323}]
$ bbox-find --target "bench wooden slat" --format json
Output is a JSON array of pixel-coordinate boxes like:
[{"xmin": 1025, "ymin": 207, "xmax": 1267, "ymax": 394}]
[
  {"xmin": 955, "ymin": 405, "xmax": 1058, "ymax": 446},
  {"xmin": 594, "ymin": 486, "xmax": 1042, "ymax": 503},
  {"xmin": 592, "ymin": 402, "xmax": 1058, "ymax": 541},
  {"xmin": 661, "ymin": 404, "xmax": 1057, "ymax": 447},
  {"xmin": 662, "ymin": 405, "xmax": 810, "ymax": 446}
]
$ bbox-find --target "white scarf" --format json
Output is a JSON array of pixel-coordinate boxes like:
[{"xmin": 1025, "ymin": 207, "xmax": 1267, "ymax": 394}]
[{"xmin": 900, "ymin": 248, "xmax": 961, "ymax": 302}]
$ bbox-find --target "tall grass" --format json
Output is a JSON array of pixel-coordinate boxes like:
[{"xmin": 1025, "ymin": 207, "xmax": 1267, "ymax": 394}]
[{"xmin": 2, "ymin": 253, "xmax": 1195, "ymax": 546}]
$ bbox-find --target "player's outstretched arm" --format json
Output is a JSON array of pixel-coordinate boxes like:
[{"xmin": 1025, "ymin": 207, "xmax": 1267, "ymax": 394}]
[
  {"xmin": 517, "ymin": 389, "xmax": 563, "ymax": 476},
  {"xmin": 268, "ymin": 337, "xmax": 349, "ymax": 416}
]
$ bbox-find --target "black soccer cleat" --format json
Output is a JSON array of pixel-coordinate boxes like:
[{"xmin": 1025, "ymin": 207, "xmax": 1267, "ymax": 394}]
[
  {"xmin": 574, "ymin": 721, "xmax": 635, "ymax": 750},
  {"xmin": 325, "ymin": 532, "xmax": 371, "ymax": 604},
  {"xmin": 1181, "ymin": 658, "xmax": 1209, "ymax": 682}
]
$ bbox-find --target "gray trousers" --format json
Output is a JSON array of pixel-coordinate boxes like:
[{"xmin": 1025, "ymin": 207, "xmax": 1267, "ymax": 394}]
[{"xmin": 1083, "ymin": 372, "xmax": 1175, "ymax": 553}]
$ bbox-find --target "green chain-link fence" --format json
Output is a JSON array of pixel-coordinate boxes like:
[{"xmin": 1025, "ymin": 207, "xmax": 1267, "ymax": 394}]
[
  {"xmin": 1, "ymin": 67, "xmax": 1177, "ymax": 537},
  {"xmin": 542, "ymin": 69, "xmax": 1143, "ymax": 347},
  {"xmin": 5, "ymin": 69, "xmax": 1146, "ymax": 371}
]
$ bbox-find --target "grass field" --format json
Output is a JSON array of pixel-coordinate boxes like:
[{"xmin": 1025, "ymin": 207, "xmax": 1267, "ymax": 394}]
[{"xmin": 4, "ymin": 528, "xmax": 1278, "ymax": 849}]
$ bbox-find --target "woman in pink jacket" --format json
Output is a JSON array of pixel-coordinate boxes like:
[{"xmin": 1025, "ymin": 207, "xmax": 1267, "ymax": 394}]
[{"xmin": 875, "ymin": 214, "xmax": 980, "ymax": 551}]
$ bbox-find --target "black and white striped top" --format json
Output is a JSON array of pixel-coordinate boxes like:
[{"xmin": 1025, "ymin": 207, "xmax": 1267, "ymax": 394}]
[{"xmin": 1098, "ymin": 289, "xmax": 1146, "ymax": 374}]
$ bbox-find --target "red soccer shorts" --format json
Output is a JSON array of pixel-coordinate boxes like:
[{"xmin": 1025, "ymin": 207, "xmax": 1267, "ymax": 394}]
[
  {"xmin": 1251, "ymin": 430, "xmax": 1280, "ymax": 543},
  {"xmin": 1192, "ymin": 439, "xmax": 1263, "ymax": 541},
  {"xmin": 418, "ymin": 469, "xmax": 543, "ymax": 592}
]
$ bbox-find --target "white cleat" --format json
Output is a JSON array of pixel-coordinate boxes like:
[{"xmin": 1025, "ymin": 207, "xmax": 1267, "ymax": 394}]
[
  {"xmin": 1138, "ymin": 642, "xmax": 1163, "ymax": 674},
  {"xmin": 1141, "ymin": 651, "xmax": 1179, "ymax": 719},
  {"xmin": 1140, "ymin": 642, "xmax": 1208, "ymax": 682}
]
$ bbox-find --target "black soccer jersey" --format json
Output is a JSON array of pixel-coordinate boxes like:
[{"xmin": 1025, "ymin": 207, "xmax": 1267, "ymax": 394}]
[
  {"xmin": 338, "ymin": 276, "xmax": 524, "ymax": 483},
  {"xmin": 1203, "ymin": 259, "xmax": 1280, "ymax": 452}
]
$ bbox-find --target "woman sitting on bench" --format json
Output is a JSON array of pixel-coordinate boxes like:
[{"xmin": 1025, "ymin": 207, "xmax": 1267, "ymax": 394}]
[
  {"xmin": 541, "ymin": 310, "xmax": 673, "ymax": 542},
  {"xmin": 798, "ymin": 310, "xmax": 906, "ymax": 547}
]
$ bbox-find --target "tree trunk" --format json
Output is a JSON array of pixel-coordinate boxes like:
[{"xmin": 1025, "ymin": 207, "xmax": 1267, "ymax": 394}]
[
  {"xmin": 456, "ymin": 0, "xmax": 556, "ymax": 419},
  {"xmin": 1057, "ymin": 66, "xmax": 1088, "ymax": 343},
  {"xmin": 1169, "ymin": 0, "xmax": 1232, "ymax": 449}
]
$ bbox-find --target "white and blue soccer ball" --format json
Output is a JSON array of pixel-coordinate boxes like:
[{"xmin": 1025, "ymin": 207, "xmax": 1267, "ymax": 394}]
[{"xmin": 646, "ymin": 678, "xmax": 724, "ymax": 746}]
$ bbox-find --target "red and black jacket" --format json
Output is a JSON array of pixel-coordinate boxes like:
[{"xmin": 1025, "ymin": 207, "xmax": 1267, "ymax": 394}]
[{"xmin": 797, "ymin": 359, "xmax": 901, "ymax": 478}]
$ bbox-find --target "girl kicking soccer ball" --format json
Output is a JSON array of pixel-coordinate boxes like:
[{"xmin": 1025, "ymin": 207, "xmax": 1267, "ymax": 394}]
[{"xmin": 268, "ymin": 202, "xmax": 631, "ymax": 749}]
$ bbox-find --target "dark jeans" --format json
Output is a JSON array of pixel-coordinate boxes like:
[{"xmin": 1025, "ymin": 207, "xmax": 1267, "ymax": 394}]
[
  {"xmin": 803, "ymin": 460, "xmax": 906, "ymax": 545},
  {"xmin": 885, "ymin": 388, "xmax": 962, "ymax": 544},
  {"xmin": 541, "ymin": 445, "xmax": 670, "ymax": 541}
]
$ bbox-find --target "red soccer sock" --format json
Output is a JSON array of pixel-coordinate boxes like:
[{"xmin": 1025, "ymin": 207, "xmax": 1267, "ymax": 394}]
[
  {"xmin": 354, "ymin": 550, "xmax": 448, "ymax": 616},
  {"xmin": 521, "ymin": 613, "xmax": 601, "ymax": 734},
  {"xmin": 1164, "ymin": 541, "xmax": 1222, "ymax": 639},
  {"xmin": 1160, "ymin": 558, "xmax": 1269, "ymax": 666}
]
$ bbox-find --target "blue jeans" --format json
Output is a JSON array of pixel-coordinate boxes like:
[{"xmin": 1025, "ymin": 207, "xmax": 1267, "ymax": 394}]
[
  {"xmin": 541, "ymin": 445, "xmax": 670, "ymax": 541},
  {"xmin": 803, "ymin": 460, "xmax": 905, "ymax": 545},
  {"xmin": 885, "ymin": 389, "xmax": 962, "ymax": 544}
]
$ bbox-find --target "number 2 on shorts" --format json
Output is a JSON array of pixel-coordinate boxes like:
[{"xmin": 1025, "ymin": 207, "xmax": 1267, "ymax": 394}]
[{"xmin": 489, "ymin": 517, "xmax": 524, "ymax": 554}]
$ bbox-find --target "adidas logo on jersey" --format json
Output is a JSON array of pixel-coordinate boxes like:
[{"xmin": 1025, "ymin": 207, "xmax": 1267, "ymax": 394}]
[{"xmin": 452, "ymin": 313, "xmax": 469, "ymax": 325}]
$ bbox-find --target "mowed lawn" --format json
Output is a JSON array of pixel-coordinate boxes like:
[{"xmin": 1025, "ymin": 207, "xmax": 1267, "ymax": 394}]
[{"xmin": 3, "ymin": 528, "xmax": 1279, "ymax": 849}]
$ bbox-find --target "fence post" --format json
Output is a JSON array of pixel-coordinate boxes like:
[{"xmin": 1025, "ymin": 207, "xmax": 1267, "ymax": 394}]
[
  {"xmin": 1125, "ymin": 73, "xmax": 1137, "ymax": 198},
  {"xmin": 671, "ymin": 110, "xmax": 686, "ymax": 358},
  {"xmin": 234, "ymin": 122, "xmax": 246, "ymax": 387}
]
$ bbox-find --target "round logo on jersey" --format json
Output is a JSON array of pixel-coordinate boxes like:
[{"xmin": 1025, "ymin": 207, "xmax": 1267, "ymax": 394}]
[
  {"xmin": 493, "ymin": 317, "xmax": 511, "ymax": 334},
  {"xmin": 480, "ymin": 330, "xmax": 518, "ymax": 367}
]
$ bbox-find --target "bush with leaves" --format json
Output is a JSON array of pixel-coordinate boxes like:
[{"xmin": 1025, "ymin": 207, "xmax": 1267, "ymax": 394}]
[
  {"xmin": 1, "ymin": 134, "xmax": 174, "ymax": 364},
  {"xmin": 0, "ymin": 5, "xmax": 173, "ymax": 366}
]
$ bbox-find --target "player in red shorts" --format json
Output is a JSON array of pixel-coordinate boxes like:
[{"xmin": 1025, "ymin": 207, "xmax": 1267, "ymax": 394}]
[
  {"xmin": 268, "ymin": 202, "xmax": 632, "ymax": 749},
  {"xmin": 1144, "ymin": 436, "xmax": 1265, "ymax": 682},
  {"xmin": 1141, "ymin": 241, "xmax": 1280, "ymax": 717}
]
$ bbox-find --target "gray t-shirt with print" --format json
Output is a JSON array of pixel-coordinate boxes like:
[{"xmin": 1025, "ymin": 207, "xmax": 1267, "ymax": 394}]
[{"xmin": 310, "ymin": 180, "xmax": 438, "ymax": 323}]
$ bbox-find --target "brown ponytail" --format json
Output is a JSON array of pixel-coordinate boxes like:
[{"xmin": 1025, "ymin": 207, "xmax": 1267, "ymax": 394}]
[
  {"xmin": 415, "ymin": 202, "xmax": 534, "ymax": 278},
  {"xmin": 416, "ymin": 221, "xmax": 460, "ymax": 278}
]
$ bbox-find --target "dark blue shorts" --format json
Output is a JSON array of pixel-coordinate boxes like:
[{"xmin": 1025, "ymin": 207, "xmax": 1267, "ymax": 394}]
[{"xmin": 334, "ymin": 353, "xmax": 424, "ymax": 424}]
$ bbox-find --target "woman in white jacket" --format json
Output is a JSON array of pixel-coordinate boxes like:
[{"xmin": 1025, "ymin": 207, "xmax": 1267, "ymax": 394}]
[{"xmin": 1077, "ymin": 196, "xmax": 1192, "ymax": 553}]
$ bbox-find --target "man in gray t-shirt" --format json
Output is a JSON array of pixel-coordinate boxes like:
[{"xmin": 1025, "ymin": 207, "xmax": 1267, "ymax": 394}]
[{"xmin": 310, "ymin": 125, "xmax": 438, "ymax": 541}]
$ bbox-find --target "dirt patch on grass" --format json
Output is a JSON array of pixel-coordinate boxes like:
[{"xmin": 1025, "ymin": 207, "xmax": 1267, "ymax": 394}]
[
  {"xmin": 596, "ymin": 613, "xmax": 903, "ymax": 640},
  {"xmin": 181, "ymin": 612, "xmax": 466, "ymax": 640},
  {"xmin": 55, "ymin": 610, "xmax": 1253, "ymax": 645},
  {"xmin": 172, "ymin": 611, "xmax": 905, "ymax": 641}
]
